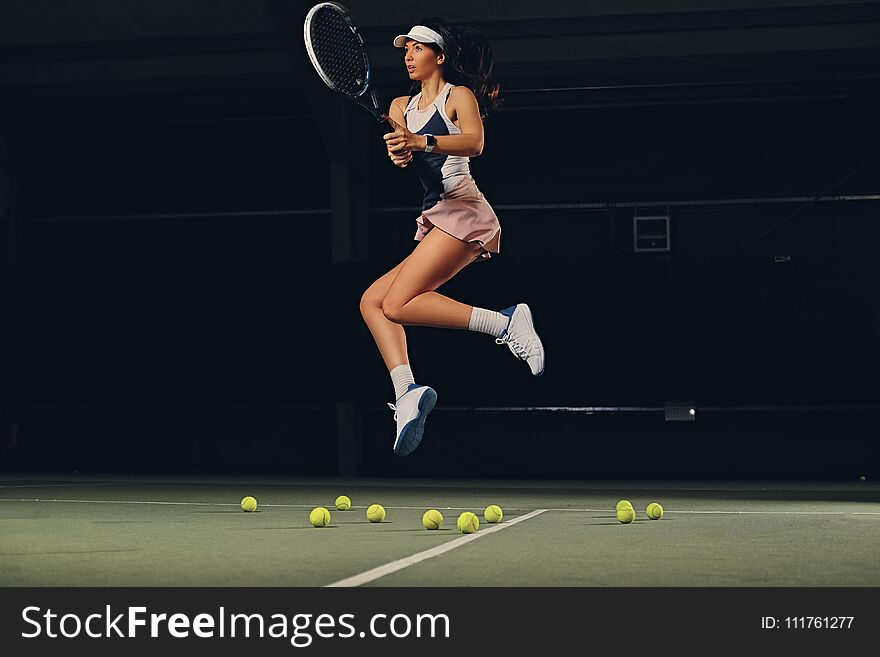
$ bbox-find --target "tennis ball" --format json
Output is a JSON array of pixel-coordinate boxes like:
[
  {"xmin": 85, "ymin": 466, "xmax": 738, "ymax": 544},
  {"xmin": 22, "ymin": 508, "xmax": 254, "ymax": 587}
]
[
  {"xmin": 646, "ymin": 502, "xmax": 664, "ymax": 520},
  {"xmin": 240, "ymin": 496, "xmax": 257, "ymax": 512},
  {"xmin": 615, "ymin": 500, "xmax": 633, "ymax": 513},
  {"xmin": 457, "ymin": 511, "xmax": 480, "ymax": 534},
  {"xmin": 484, "ymin": 504, "xmax": 503, "ymax": 523},
  {"xmin": 335, "ymin": 495, "xmax": 351, "ymax": 511},
  {"xmin": 309, "ymin": 507, "xmax": 330, "ymax": 527},
  {"xmin": 616, "ymin": 506, "xmax": 636, "ymax": 524},
  {"xmin": 422, "ymin": 509, "xmax": 443, "ymax": 530},
  {"xmin": 366, "ymin": 504, "xmax": 386, "ymax": 523}
]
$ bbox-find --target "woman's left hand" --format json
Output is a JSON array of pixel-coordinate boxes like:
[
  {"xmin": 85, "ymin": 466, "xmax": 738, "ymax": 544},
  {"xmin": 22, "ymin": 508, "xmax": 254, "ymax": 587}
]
[{"xmin": 383, "ymin": 118, "xmax": 424, "ymax": 153}]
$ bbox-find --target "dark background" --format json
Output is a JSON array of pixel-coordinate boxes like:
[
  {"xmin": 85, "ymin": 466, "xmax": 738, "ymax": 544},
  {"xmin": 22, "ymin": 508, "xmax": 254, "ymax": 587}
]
[{"xmin": 1, "ymin": 0, "xmax": 879, "ymax": 479}]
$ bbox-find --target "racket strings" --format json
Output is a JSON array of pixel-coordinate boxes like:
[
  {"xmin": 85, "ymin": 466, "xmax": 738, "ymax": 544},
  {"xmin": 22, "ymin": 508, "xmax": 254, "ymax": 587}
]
[{"xmin": 309, "ymin": 7, "xmax": 369, "ymax": 97}]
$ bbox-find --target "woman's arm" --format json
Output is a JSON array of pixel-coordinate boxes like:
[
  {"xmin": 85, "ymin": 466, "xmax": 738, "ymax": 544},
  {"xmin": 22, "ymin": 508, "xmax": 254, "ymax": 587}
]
[
  {"xmin": 388, "ymin": 96, "xmax": 409, "ymax": 147},
  {"xmin": 434, "ymin": 86, "xmax": 484, "ymax": 157},
  {"xmin": 386, "ymin": 96, "xmax": 412, "ymax": 167},
  {"xmin": 383, "ymin": 87, "xmax": 484, "ymax": 158}
]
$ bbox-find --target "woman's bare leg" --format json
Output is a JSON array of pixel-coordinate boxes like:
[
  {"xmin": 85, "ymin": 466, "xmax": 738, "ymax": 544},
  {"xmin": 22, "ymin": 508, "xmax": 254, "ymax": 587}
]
[
  {"xmin": 359, "ymin": 257, "xmax": 411, "ymax": 372},
  {"xmin": 380, "ymin": 228, "xmax": 483, "ymax": 329}
]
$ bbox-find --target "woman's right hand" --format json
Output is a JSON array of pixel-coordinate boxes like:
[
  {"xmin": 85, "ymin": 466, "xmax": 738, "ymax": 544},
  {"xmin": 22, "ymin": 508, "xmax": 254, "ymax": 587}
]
[
  {"xmin": 384, "ymin": 110, "xmax": 412, "ymax": 168},
  {"xmin": 388, "ymin": 148, "xmax": 413, "ymax": 168}
]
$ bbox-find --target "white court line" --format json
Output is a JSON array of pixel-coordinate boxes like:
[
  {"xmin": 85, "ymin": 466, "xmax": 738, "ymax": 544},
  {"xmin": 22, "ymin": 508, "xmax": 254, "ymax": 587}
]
[
  {"xmin": 673, "ymin": 510, "xmax": 880, "ymax": 515},
  {"xmin": 548, "ymin": 508, "xmax": 880, "ymax": 515},
  {"xmin": 2, "ymin": 479, "xmax": 874, "ymax": 494},
  {"xmin": 0, "ymin": 499, "xmax": 879, "ymax": 515},
  {"xmin": 0, "ymin": 498, "xmax": 227, "ymax": 507},
  {"xmin": 325, "ymin": 509, "xmax": 548, "ymax": 588},
  {"xmin": 0, "ymin": 483, "xmax": 132, "ymax": 489},
  {"xmin": 0, "ymin": 498, "xmax": 505, "ymax": 510}
]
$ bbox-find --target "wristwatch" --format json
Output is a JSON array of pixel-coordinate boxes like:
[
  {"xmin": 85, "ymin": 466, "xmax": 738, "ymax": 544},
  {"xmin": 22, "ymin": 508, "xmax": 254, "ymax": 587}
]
[{"xmin": 424, "ymin": 134, "xmax": 436, "ymax": 153}]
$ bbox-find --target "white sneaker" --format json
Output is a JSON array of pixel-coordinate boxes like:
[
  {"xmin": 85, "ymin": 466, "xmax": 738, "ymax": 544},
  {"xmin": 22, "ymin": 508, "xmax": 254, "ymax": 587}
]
[
  {"xmin": 387, "ymin": 383, "xmax": 437, "ymax": 456},
  {"xmin": 496, "ymin": 304, "xmax": 545, "ymax": 376}
]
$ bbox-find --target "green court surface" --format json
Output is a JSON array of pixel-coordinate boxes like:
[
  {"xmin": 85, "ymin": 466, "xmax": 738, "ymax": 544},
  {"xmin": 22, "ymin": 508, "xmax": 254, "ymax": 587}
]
[{"xmin": 1, "ymin": 475, "xmax": 878, "ymax": 587}]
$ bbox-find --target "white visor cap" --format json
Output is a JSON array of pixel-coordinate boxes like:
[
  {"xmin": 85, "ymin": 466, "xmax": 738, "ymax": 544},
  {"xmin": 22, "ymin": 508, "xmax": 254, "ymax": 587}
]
[{"xmin": 393, "ymin": 25, "xmax": 445, "ymax": 50}]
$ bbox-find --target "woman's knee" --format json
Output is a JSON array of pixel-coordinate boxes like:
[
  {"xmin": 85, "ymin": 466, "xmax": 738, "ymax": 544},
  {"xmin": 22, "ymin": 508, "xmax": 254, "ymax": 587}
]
[
  {"xmin": 360, "ymin": 258, "xmax": 409, "ymax": 318},
  {"xmin": 381, "ymin": 296, "xmax": 409, "ymax": 324},
  {"xmin": 359, "ymin": 285, "xmax": 384, "ymax": 317}
]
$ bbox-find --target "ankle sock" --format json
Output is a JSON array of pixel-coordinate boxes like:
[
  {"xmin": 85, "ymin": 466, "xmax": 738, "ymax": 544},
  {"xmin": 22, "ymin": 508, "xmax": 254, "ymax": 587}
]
[
  {"xmin": 468, "ymin": 306, "xmax": 510, "ymax": 338},
  {"xmin": 390, "ymin": 363, "xmax": 415, "ymax": 401}
]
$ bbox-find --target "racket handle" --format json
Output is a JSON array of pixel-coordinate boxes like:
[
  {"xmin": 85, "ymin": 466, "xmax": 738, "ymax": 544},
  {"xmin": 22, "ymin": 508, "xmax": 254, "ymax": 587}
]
[
  {"xmin": 380, "ymin": 112, "xmax": 402, "ymax": 131},
  {"xmin": 378, "ymin": 112, "xmax": 409, "ymax": 159}
]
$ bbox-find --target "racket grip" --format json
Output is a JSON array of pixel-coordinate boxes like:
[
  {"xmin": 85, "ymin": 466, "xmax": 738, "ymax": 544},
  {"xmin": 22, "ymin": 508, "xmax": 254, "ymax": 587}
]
[
  {"xmin": 380, "ymin": 112, "xmax": 402, "ymax": 131},
  {"xmin": 379, "ymin": 112, "xmax": 408, "ymax": 157}
]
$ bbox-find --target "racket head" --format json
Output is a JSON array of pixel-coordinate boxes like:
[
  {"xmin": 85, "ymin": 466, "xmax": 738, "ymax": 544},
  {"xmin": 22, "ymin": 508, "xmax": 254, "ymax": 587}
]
[{"xmin": 303, "ymin": 2, "xmax": 372, "ymax": 100}]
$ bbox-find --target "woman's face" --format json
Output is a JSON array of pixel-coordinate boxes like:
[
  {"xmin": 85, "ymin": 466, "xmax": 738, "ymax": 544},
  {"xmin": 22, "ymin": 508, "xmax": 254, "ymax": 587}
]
[{"xmin": 403, "ymin": 40, "xmax": 443, "ymax": 79}]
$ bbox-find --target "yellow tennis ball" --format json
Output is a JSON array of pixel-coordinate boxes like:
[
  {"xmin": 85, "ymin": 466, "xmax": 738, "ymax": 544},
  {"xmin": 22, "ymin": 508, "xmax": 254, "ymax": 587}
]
[
  {"xmin": 484, "ymin": 504, "xmax": 503, "ymax": 523},
  {"xmin": 366, "ymin": 504, "xmax": 386, "ymax": 523},
  {"xmin": 335, "ymin": 495, "xmax": 351, "ymax": 511},
  {"xmin": 646, "ymin": 502, "xmax": 664, "ymax": 520},
  {"xmin": 422, "ymin": 509, "xmax": 443, "ymax": 530},
  {"xmin": 240, "ymin": 496, "xmax": 257, "ymax": 512},
  {"xmin": 616, "ymin": 506, "xmax": 636, "ymax": 524},
  {"xmin": 309, "ymin": 507, "xmax": 330, "ymax": 527},
  {"xmin": 615, "ymin": 500, "xmax": 633, "ymax": 512},
  {"xmin": 457, "ymin": 511, "xmax": 479, "ymax": 534}
]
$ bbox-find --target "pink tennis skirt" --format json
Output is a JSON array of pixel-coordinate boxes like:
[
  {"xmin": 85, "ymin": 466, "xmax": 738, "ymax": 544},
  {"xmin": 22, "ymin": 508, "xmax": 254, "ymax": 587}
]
[{"xmin": 413, "ymin": 175, "xmax": 501, "ymax": 261}]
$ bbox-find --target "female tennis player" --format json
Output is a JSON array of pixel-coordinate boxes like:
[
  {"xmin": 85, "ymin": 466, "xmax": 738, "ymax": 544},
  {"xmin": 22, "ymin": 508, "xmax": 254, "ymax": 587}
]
[{"xmin": 359, "ymin": 17, "xmax": 544, "ymax": 457}]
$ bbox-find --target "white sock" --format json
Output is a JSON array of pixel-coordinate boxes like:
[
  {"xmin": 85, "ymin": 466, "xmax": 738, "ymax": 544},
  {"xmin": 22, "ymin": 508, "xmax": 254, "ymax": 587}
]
[
  {"xmin": 390, "ymin": 363, "xmax": 415, "ymax": 401},
  {"xmin": 468, "ymin": 307, "xmax": 509, "ymax": 338}
]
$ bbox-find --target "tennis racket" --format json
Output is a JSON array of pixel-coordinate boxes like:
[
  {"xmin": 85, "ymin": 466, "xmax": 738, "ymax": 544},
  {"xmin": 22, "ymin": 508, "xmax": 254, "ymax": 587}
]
[{"xmin": 303, "ymin": 2, "xmax": 402, "ymax": 133}]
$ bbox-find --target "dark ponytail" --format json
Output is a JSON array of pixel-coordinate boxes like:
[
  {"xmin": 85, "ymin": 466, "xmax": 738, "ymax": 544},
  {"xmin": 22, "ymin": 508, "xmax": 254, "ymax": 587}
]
[{"xmin": 408, "ymin": 17, "xmax": 503, "ymax": 121}]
